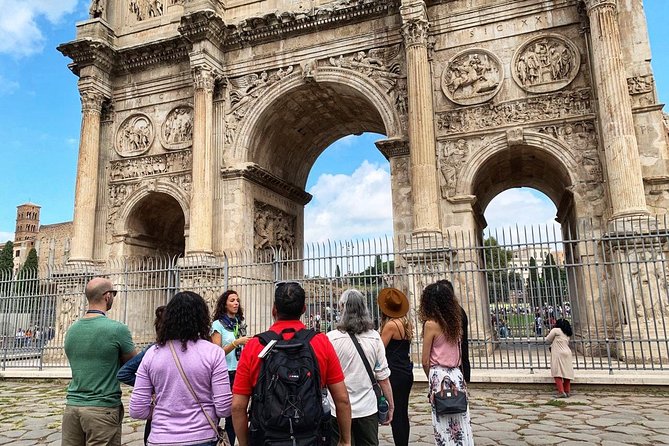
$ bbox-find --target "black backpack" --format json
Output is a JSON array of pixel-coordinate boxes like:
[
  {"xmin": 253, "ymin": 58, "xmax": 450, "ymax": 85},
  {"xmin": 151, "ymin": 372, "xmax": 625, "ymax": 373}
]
[{"xmin": 249, "ymin": 328, "xmax": 327, "ymax": 446}]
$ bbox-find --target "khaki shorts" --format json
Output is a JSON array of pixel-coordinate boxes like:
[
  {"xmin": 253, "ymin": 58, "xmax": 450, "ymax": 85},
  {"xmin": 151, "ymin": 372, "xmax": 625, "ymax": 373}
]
[{"xmin": 61, "ymin": 404, "xmax": 123, "ymax": 446}]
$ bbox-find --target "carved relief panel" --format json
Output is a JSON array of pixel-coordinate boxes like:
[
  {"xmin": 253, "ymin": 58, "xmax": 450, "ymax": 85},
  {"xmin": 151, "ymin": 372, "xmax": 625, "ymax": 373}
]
[
  {"xmin": 129, "ymin": 0, "xmax": 184, "ymax": 22},
  {"xmin": 437, "ymin": 137, "xmax": 489, "ymax": 198},
  {"xmin": 254, "ymin": 202, "xmax": 296, "ymax": 253},
  {"xmin": 115, "ymin": 114, "xmax": 155, "ymax": 157},
  {"xmin": 512, "ymin": 34, "xmax": 580, "ymax": 94},
  {"xmin": 537, "ymin": 121, "xmax": 602, "ymax": 183},
  {"xmin": 436, "ymin": 89, "xmax": 593, "ymax": 135},
  {"xmin": 109, "ymin": 150, "xmax": 191, "ymax": 182},
  {"xmin": 160, "ymin": 105, "xmax": 193, "ymax": 150},
  {"xmin": 440, "ymin": 49, "xmax": 503, "ymax": 105}
]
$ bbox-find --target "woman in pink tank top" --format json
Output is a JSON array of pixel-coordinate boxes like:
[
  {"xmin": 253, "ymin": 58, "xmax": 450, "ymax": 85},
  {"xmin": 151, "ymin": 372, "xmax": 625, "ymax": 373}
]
[{"xmin": 420, "ymin": 281, "xmax": 474, "ymax": 446}]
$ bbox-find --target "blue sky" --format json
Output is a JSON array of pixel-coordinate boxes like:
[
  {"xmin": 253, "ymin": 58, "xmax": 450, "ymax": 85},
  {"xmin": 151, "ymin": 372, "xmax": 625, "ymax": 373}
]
[{"xmin": 0, "ymin": 1, "xmax": 667, "ymax": 245}]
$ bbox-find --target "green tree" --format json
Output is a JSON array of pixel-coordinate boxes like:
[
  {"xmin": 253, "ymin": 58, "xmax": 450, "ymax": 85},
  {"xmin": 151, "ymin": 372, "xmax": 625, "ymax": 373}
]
[
  {"xmin": 483, "ymin": 237, "xmax": 513, "ymax": 302},
  {"xmin": 527, "ymin": 256, "xmax": 542, "ymax": 307},
  {"xmin": 0, "ymin": 240, "xmax": 14, "ymax": 273},
  {"xmin": 16, "ymin": 248, "xmax": 39, "ymax": 296},
  {"xmin": 335, "ymin": 264, "xmax": 341, "ymax": 278},
  {"xmin": 357, "ymin": 255, "xmax": 395, "ymax": 286}
]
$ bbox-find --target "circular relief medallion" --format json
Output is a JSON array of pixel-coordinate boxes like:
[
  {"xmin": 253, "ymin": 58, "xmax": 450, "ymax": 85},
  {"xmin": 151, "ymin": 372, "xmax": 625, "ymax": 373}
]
[
  {"xmin": 441, "ymin": 49, "xmax": 504, "ymax": 106},
  {"xmin": 115, "ymin": 114, "xmax": 154, "ymax": 157},
  {"xmin": 512, "ymin": 34, "xmax": 580, "ymax": 94},
  {"xmin": 160, "ymin": 105, "xmax": 194, "ymax": 151}
]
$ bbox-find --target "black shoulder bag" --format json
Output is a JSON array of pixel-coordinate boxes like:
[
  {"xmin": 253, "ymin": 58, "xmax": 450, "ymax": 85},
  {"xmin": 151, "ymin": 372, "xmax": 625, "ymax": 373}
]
[{"xmin": 348, "ymin": 333, "xmax": 387, "ymax": 423}]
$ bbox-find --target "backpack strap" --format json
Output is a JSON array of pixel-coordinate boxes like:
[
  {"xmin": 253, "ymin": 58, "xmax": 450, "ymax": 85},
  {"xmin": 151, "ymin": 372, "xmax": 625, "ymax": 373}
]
[{"xmin": 256, "ymin": 330, "xmax": 281, "ymax": 345}]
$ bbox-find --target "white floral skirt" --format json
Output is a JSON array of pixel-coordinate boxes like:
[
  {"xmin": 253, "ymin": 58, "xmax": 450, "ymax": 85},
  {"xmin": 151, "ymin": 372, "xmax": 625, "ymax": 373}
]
[{"xmin": 428, "ymin": 365, "xmax": 474, "ymax": 446}]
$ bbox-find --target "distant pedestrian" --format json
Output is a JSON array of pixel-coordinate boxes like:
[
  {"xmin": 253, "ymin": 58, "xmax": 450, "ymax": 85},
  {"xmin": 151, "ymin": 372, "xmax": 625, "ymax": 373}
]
[
  {"xmin": 62, "ymin": 277, "xmax": 137, "ymax": 446},
  {"xmin": 211, "ymin": 290, "xmax": 249, "ymax": 445},
  {"xmin": 546, "ymin": 318, "xmax": 574, "ymax": 398},
  {"xmin": 378, "ymin": 288, "xmax": 412, "ymax": 446},
  {"xmin": 420, "ymin": 281, "xmax": 474, "ymax": 446},
  {"xmin": 129, "ymin": 291, "xmax": 231, "ymax": 446}
]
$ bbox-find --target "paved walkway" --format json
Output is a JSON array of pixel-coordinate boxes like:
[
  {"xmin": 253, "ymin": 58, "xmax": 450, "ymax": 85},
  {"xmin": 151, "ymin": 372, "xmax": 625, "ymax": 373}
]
[{"xmin": 1, "ymin": 380, "xmax": 668, "ymax": 445}]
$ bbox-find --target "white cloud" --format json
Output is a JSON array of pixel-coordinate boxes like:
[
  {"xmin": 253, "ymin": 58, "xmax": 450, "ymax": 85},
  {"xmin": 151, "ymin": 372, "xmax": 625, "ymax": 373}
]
[
  {"xmin": 0, "ymin": 231, "xmax": 15, "ymax": 243},
  {"xmin": 305, "ymin": 160, "xmax": 392, "ymax": 243},
  {"xmin": 0, "ymin": 0, "xmax": 80, "ymax": 56},
  {"xmin": 0, "ymin": 74, "xmax": 19, "ymax": 95},
  {"xmin": 484, "ymin": 188, "xmax": 562, "ymax": 245}
]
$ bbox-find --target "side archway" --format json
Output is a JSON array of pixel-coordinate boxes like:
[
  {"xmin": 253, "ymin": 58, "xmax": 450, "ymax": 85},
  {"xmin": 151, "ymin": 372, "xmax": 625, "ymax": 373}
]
[{"xmin": 114, "ymin": 180, "xmax": 190, "ymax": 258}]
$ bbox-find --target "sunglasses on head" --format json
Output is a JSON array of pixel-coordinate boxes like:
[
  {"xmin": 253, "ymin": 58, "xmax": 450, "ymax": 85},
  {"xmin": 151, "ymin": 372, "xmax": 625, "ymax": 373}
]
[
  {"xmin": 103, "ymin": 290, "xmax": 118, "ymax": 297},
  {"xmin": 274, "ymin": 280, "xmax": 301, "ymax": 288}
]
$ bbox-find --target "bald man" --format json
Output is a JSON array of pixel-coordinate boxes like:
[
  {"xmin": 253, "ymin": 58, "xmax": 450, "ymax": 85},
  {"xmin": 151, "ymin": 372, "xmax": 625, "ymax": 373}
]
[{"xmin": 62, "ymin": 277, "xmax": 137, "ymax": 446}]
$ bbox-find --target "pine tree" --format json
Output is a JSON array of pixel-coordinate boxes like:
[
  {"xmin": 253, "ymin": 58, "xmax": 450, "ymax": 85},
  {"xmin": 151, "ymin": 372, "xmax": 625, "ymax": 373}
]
[{"xmin": 17, "ymin": 248, "xmax": 39, "ymax": 296}]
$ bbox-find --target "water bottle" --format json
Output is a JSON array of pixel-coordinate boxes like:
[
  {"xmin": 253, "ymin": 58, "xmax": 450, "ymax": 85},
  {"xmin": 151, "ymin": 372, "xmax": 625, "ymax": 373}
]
[
  {"xmin": 320, "ymin": 389, "xmax": 331, "ymax": 445},
  {"xmin": 378, "ymin": 396, "xmax": 389, "ymax": 424}
]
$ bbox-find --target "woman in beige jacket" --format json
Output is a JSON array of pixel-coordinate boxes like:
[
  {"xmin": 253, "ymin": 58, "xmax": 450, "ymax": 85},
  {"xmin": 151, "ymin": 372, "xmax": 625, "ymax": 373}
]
[{"xmin": 546, "ymin": 318, "xmax": 574, "ymax": 398}]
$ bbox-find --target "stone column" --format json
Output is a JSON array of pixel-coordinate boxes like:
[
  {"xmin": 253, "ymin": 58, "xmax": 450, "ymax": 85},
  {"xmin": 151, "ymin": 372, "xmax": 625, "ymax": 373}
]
[
  {"xmin": 584, "ymin": 0, "xmax": 648, "ymax": 218},
  {"xmin": 188, "ymin": 66, "xmax": 216, "ymax": 256},
  {"xmin": 70, "ymin": 87, "xmax": 105, "ymax": 262},
  {"xmin": 400, "ymin": 1, "xmax": 441, "ymax": 234}
]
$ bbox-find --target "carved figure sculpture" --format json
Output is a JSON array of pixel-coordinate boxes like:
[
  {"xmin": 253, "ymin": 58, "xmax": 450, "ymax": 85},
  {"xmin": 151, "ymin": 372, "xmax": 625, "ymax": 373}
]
[
  {"xmin": 441, "ymin": 50, "xmax": 503, "ymax": 105},
  {"xmin": 116, "ymin": 114, "xmax": 154, "ymax": 157},
  {"xmin": 254, "ymin": 202, "xmax": 296, "ymax": 252},
  {"xmin": 129, "ymin": 0, "xmax": 169, "ymax": 21},
  {"xmin": 161, "ymin": 106, "xmax": 193, "ymax": 150},
  {"xmin": 439, "ymin": 139, "xmax": 470, "ymax": 196},
  {"xmin": 513, "ymin": 35, "xmax": 580, "ymax": 93},
  {"xmin": 89, "ymin": 0, "xmax": 105, "ymax": 18}
]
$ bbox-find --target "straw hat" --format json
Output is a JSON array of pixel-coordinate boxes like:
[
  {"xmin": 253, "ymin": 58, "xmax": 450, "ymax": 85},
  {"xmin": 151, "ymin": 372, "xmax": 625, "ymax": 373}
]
[{"xmin": 377, "ymin": 288, "xmax": 409, "ymax": 318}]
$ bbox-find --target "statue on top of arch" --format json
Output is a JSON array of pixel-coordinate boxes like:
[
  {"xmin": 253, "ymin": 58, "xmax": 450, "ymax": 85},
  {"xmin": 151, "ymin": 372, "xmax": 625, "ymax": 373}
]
[
  {"xmin": 129, "ymin": 0, "xmax": 185, "ymax": 21},
  {"xmin": 89, "ymin": 0, "xmax": 105, "ymax": 18}
]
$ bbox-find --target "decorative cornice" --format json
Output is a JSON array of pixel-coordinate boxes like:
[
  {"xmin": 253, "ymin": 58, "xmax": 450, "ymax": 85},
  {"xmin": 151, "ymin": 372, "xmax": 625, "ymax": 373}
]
[
  {"xmin": 179, "ymin": 10, "xmax": 226, "ymax": 48},
  {"xmin": 375, "ymin": 138, "xmax": 409, "ymax": 159},
  {"xmin": 118, "ymin": 38, "xmax": 190, "ymax": 73},
  {"xmin": 223, "ymin": 0, "xmax": 400, "ymax": 47},
  {"xmin": 57, "ymin": 39, "xmax": 116, "ymax": 76},
  {"xmin": 221, "ymin": 164, "xmax": 312, "ymax": 205}
]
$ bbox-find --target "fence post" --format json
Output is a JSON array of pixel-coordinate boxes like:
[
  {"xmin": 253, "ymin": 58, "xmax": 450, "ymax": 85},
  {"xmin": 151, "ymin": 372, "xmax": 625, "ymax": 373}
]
[{"xmin": 223, "ymin": 254, "xmax": 229, "ymax": 292}]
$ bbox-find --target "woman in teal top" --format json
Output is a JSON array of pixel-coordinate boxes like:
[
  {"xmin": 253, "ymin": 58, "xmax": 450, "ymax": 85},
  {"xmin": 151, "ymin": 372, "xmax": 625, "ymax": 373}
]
[{"xmin": 211, "ymin": 290, "xmax": 249, "ymax": 445}]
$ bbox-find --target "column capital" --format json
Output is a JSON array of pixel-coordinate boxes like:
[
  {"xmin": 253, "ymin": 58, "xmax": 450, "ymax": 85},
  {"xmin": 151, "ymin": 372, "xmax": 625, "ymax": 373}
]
[
  {"xmin": 192, "ymin": 66, "xmax": 219, "ymax": 92},
  {"xmin": 78, "ymin": 87, "xmax": 106, "ymax": 113},
  {"xmin": 583, "ymin": 0, "xmax": 617, "ymax": 14},
  {"xmin": 400, "ymin": 1, "xmax": 430, "ymax": 47}
]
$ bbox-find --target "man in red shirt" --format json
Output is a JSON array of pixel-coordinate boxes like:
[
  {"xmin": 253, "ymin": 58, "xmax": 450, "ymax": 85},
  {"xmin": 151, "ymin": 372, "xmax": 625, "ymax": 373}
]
[{"xmin": 232, "ymin": 282, "xmax": 352, "ymax": 446}]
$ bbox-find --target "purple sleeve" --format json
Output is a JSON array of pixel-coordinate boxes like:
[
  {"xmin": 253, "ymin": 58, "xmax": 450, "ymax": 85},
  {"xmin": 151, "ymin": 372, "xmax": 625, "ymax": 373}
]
[
  {"xmin": 212, "ymin": 347, "xmax": 232, "ymax": 419},
  {"xmin": 129, "ymin": 349, "xmax": 154, "ymax": 420}
]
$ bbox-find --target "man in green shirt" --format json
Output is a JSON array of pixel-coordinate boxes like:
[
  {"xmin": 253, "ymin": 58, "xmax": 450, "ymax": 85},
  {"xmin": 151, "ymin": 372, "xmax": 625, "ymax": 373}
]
[{"xmin": 62, "ymin": 277, "xmax": 137, "ymax": 446}]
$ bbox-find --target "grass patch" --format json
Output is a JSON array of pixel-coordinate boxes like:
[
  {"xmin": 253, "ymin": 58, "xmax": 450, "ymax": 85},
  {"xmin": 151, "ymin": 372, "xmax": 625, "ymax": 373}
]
[
  {"xmin": 47, "ymin": 422, "xmax": 60, "ymax": 429},
  {"xmin": 545, "ymin": 399, "xmax": 567, "ymax": 408},
  {"xmin": 503, "ymin": 401, "xmax": 526, "ymax": 407}
]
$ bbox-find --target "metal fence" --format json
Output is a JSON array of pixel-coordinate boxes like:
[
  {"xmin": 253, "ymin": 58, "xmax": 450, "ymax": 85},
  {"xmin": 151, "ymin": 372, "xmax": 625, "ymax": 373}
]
[{"xmin": 1, "ymin": 216, "xmax": 668, "ymax": 373}]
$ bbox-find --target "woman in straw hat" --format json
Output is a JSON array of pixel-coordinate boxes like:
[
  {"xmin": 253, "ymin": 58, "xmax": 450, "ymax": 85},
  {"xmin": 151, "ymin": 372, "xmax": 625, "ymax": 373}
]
[{"xmin": 378, "ymin": 288, "xmax": 413, "ymax": 446}]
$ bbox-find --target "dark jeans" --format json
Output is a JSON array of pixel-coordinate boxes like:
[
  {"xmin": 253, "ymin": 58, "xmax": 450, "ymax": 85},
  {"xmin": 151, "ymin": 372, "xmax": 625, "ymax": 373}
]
[
  {"xmin": 225, "ymin": 370, "xmax": 237, "ymax": 445},
  {"xmin": 330, "ymin": 413, "xmax": 378, "ymax": 446},
  {"xmin": 389, "ymin": 370, "xmax": 413, "ymax": 446}
]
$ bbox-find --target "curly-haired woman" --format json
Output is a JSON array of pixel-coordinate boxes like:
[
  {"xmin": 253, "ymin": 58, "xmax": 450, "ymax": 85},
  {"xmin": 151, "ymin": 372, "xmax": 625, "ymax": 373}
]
[
  {"xmin": 211, "ymin": 290, "xmax": 249, "ymax": 445},
  {"xmin": 420, "ymin": 281, "xmax": 473, "ymax": 446},
  {"xmin": 129, "ymin": 291, "xmax": 232, "ymax": 446}
]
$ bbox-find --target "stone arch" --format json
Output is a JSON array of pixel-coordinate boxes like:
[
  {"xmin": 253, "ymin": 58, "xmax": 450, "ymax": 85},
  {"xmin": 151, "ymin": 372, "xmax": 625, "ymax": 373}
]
[
  {"xmin": 231, "ymin": 67, "xmax": 404, "ymax": 187},
  {"xmin": 457, "ymin": 131, "xmax": 582, "ymax": 211},
  {"xmin": 115, "ymin": 180, "xmax": 190, "ymax": 257}
]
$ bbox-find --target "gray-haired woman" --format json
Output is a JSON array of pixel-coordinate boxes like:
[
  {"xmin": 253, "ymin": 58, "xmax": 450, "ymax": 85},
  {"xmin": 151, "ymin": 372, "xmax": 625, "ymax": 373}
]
[{"xmin": 326, "ymin": 289, "xmax": 394, "ymax": 446}]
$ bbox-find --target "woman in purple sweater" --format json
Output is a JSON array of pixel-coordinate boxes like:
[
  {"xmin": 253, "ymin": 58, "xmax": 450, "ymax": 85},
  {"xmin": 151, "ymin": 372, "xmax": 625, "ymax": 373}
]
[{"xmin": 130, "ymin": 291, "xmax": 232, "ymax": 446}]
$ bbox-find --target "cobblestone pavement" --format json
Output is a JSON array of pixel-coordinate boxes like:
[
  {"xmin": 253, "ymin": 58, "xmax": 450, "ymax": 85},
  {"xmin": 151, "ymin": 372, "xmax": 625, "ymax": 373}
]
[{"xmin": 1, "ymin": 380, "xmax": 669, "ymax": 445}]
